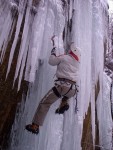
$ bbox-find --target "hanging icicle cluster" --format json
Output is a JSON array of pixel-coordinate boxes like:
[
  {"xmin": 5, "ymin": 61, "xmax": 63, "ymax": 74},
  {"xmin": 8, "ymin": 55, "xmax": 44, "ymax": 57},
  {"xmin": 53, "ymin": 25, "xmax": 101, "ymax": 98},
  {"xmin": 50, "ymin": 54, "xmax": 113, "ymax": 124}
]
[
  {"xmin": 0, "ymin": 0, "xmax": 66, "ymax": 90},
  {"xmin": 0, "ymin": 0, "xmax": 112, "ymax": 150}
]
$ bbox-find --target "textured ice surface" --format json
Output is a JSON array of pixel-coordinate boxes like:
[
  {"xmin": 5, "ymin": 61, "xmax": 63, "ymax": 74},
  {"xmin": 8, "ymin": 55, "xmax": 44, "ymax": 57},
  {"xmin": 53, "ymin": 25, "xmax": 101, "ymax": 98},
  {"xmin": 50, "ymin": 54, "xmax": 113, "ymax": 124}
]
[
  {"xmin": 0, "ymin": 0, "xmax": 112, "ymax": 150},
  {"xmin": 97, "ymin": 73, "xmax": 112, "ymax": 149}
]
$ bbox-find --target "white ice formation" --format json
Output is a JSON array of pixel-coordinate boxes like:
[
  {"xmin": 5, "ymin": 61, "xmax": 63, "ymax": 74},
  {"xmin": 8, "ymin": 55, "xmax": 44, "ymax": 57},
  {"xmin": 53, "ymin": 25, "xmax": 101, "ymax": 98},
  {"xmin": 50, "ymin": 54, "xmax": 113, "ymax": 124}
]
[{"xmin": 0, "ymin": 0, "xmax": 112, "ymax": 150}]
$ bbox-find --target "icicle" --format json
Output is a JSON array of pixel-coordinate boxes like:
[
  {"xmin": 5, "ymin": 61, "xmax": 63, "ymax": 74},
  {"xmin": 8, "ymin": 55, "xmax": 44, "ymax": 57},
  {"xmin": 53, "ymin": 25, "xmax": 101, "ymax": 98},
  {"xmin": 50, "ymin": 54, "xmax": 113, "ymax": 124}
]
[
  {"xmin": 24, "ymin": 8, "xmax": 36, "ymax": 82},
  {"xmin": 0, "ymin": 2, "xmax": 9, "ymax": 34},
  {"xmin": 0, "ymin": 15, "xmax": 14, "ymax": 63},
  {"xmin": 17, "ymin": 37, "xmax": 29, "ymax": 91},
  {"xmin": 6, "ymin": 13, "xmax": 23, "ymax": 78},
  {"xmin": 24, "ymin": 43, "xmax": 32, "ymax": 82},
  {"xmin": 96, "ymin": 73, "xmax": 112, "ymax": 150},
  {"xmin": 6, "ymin": 0, "xmax": 27, "ymax": 78},
  {"xmin": 0, "ymin": 13, "xmax": 12, "ymax": 53},
  {"xmin": 14, "ymin": 1, "xmax": 32, "ymax": 84},
  {"xmin": 17, "ymin": 1, "xmax": 33, "ymax": 90},
  {"xmin": 29, "ymin": 1, "xmax": 49, "ymax": 82}
]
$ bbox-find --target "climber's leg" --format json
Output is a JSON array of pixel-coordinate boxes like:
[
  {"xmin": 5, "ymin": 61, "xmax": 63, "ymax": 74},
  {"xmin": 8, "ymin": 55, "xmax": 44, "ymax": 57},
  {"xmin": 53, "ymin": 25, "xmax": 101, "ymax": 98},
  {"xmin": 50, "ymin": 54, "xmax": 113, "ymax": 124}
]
[
  {"xmin": 32, "ymin": 88, "xmax": 60, "ymax": 126},
  {"xmin": 55, "ymin": 96, "xmax": 69, "ymax": 114},
  {"xmin": 55, "ymin": 79, "xmax": 77, "ymax": 114},
  {"xmin": 25, "ymin": 88, "xmax": 60, "ymax": 134}
]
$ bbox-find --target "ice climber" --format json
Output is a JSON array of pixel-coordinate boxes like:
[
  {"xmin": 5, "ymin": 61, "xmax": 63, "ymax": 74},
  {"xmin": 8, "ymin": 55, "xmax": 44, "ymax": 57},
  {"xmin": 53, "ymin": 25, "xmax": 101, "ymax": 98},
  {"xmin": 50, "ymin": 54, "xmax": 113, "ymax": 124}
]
[{"xmin": 25, "ymin": 36, "xmax": 81, "ymax": 134}]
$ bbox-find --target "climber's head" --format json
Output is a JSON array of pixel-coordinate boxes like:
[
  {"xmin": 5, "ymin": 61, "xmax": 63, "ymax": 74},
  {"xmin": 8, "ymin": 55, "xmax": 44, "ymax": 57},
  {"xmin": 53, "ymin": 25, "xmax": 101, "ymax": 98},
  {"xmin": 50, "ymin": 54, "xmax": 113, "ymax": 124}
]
[{"xmin": 69, "ymin": 43, "xmax": 81, "ymax": 62}]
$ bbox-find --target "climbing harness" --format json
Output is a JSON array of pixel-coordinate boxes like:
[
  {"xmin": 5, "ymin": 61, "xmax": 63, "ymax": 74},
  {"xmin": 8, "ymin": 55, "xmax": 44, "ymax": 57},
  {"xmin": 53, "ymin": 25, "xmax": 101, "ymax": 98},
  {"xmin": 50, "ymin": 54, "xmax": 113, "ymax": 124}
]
[
  {"xmin": 54, "ymin": 78, "xmax": 79, "ymax": 113},
  {"xmin": 52, "ymin": 86, "xmax": 61, "ymax": 98},
  {"xmin": 55, "ymin": 78, "xmax": 76, "ymax": 96}
]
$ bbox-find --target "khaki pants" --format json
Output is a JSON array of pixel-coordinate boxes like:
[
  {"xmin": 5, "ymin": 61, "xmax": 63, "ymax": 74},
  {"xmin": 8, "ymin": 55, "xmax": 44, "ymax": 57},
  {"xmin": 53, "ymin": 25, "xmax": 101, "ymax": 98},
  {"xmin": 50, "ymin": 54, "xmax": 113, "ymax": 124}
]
[{"xmin": 32, "ymin": 81, "xmax": 76, "ymax": 126}]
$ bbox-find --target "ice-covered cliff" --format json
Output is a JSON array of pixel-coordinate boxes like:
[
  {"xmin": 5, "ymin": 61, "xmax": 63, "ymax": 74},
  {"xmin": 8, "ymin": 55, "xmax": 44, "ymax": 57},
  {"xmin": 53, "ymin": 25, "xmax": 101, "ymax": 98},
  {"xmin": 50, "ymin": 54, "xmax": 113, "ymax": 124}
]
[{"xmin": 0, "ymin": 0, "xmax": 112, "ymax": 150}]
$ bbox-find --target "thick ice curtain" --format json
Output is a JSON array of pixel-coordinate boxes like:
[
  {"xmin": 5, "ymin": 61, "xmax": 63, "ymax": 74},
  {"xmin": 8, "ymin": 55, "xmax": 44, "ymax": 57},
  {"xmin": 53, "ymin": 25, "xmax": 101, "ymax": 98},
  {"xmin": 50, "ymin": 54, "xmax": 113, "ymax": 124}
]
[
  {"xmin": 7, "ymin": 0, "xmax": 112, "ymax": 150},
  {"xmin": 9, "ymin": 0, "xmax": 66, "ymax": 150},
  {"xmin": 96, "ymin": 73, "xmax": 112, "ymax": 150}
]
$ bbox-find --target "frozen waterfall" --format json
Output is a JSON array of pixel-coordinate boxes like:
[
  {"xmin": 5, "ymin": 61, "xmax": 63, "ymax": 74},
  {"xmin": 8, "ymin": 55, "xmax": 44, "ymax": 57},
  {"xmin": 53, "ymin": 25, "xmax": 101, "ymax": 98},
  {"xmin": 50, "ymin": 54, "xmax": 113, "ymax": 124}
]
[{"xmin": 0, "ymin": 0, "xmax": 112, "ymax": 150}]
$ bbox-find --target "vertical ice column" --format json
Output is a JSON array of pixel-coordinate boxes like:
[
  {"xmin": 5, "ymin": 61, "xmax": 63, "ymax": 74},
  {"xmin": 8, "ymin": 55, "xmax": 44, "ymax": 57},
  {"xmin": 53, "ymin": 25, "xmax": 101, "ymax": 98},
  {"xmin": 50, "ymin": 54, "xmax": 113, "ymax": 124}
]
[
  {"xmin": 13, "ymin": 0, "xmax": 33, "ymax": 90},
  {"xmin": 97, "ymin": 73, "xmax": 112, "ymax": 150},
  {"xmin": 72, "ymin": 0, "xmax": 93, "ymax": 144},
  {"xmin": 91, "ymin": 0, "xmax": 106, "ymax": 144},
  {"xmin": 9, "ymin": 0, "xmax": 65, "ymax": 150},
  {"xmin": 8, "ymin": 0, "xmax": 110, "ymax": 150},
  {"xmin": 28, "ymin": 0, "xmax": 65, "ymax": 83},
  {"xmin": 0, "ymin": 1, "xmax": 14, "ymax": 63},
  {"xmin": 6, "ymin": 0, "xmax": 28, "ymax": 78}
]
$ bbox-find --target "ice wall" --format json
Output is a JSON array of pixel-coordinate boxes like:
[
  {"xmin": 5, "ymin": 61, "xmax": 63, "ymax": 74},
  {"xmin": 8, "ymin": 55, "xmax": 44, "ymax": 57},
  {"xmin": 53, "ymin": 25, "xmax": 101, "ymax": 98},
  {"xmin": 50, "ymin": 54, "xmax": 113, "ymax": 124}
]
[
  {"xmin": 97, "ymin": 73, "xmax": 112, "ymax": 149},
  {"xmin": 0, "ymin": 0, "xmax": 112, "ymax": 150},
  {"xmin": 0, "ymin": 0, "xmax": 16, "ymax": 63}
]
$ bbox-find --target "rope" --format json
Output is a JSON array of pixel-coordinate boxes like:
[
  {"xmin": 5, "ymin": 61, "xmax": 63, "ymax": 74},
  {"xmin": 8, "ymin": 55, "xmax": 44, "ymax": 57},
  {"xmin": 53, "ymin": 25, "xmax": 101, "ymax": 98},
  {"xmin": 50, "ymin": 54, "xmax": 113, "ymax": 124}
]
[{"xmin": 75, "ymin": 84, "xmax": 79, "ymax": 113}]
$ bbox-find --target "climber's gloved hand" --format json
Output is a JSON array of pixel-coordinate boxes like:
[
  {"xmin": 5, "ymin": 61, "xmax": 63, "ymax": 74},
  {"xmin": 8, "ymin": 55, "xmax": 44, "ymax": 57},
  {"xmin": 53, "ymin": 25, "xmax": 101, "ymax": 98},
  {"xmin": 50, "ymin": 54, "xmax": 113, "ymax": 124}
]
[{"xmin": 51, "ymin": 47, "xmax": 56, "ymax": 56}]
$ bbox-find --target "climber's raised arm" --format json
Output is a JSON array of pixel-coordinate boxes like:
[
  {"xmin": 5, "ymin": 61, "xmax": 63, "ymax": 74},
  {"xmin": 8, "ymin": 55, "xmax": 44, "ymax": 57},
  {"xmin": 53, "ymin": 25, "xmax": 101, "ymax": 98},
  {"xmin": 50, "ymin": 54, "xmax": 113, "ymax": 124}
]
[{"xmin": 48, "ymin": 47, "xmax": 62, "ymax": 66}]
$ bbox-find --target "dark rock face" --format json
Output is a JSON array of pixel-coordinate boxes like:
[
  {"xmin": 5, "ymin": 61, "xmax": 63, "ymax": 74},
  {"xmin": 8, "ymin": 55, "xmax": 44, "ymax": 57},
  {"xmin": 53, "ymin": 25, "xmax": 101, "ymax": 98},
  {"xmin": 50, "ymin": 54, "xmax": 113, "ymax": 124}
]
[
  {"xmin": 0, "ymin": 75, "xmax": 28, "ymax": 149},
  {"xmin": 0, "ymin": 60, "xmax": 28, "ymax": 150}
]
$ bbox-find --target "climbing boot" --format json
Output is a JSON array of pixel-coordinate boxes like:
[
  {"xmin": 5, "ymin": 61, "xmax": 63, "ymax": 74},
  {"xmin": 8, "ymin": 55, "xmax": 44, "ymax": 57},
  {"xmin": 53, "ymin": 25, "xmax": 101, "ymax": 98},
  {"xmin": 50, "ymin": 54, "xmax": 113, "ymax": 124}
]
[
  {"xmin": 25, "ymin": 123, "xmax": 39, "ymax": 134},
  {"xmin": 55, "ymin": 103, "xmax": 69, "ymax": 114}
]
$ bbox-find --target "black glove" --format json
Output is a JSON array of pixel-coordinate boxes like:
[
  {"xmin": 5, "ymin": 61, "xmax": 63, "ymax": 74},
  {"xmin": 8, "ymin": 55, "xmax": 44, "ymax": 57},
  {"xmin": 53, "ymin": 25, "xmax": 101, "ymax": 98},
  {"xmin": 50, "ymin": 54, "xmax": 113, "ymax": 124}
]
[{"xmin": 51, "ymin": 47, "xmax": 56, "ymax": 56}]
